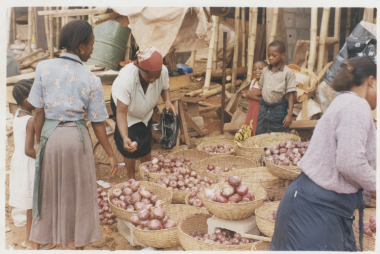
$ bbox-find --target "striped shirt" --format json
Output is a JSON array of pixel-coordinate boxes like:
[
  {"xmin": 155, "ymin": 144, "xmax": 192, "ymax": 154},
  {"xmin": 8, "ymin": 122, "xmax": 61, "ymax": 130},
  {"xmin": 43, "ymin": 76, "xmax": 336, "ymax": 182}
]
[{"xmin": 298, "ymin": 92, "xmax": 376, "ymax": 196}]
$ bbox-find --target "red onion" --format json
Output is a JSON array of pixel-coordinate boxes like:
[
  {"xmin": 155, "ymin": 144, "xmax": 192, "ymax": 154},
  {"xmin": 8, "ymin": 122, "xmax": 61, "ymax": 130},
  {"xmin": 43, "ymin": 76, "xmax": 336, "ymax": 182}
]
[
  {"xmin": 152, "ymin": 207, "xmax": 165, "ymax": 220},
  {"xmin": 131, "ymin": 192, "xmax": 141, "ymax": 204},
  {"xmin": 220, "ymin": 185, "xmax": 235, "ymax": 198},
  {"xmin": 99, "ymin": 214, "xmax": 105, "ymax": 220},
  {"xmin": 227, "ymin": 176, "xmax": 242, "ymax": 187},
  {"xmin": 236, "ymin": 184, "xmax": 248, "ymax": 196},
  {"xmin": 178, "ymin": 181, "xmax": 185, "ymax": 187},
  {"xmin": 112, "ymin": 188, "xmax": 122, "ymax": 198},
  {"xmin": 97, "ymin": 188, "xmax": 103, "ymax": 194},
  {"xmin": 103, "ymin": 206, "xmax": 109, "ymax": 212},
  {"xmin": 138, "ymin": 220, "xmax": 149, "ymax": 228},
  {"xmin": 156, "ymin": 200, "xmax": 164, "ymax": 207},
  {"xmin": 228, "ymin": 194, "xmax": 242, "ymax": 203},
  {"xmin": 148, "ymin": 195, "xmax": 158, "ymax": 205},
  {"xmin": 98, "ymin": 198, "xmax": 103, "ymax": 206},
  {"xmin": 99, "ymin": 209, "xmax": 104, "ymax": 214},
  {"xmin": 119, "ymin": 195, "xmax": 125, "ymax": 202},
  {"xmin": 103, "ymin": 196, "xmax": 109, "ymax": 202},
  {"xmin": 117, "ymin": 201, "xmax": 127, "ymax": 210},
  {"xmin": 101, "ymin": 191, "xmax": 107, "ymax": 198},
  {"xmin": 103, "ymin": 201, "xmax": 109, "ymax": 207},
  {"xmin": 128, "ymin": 179, "xmax": 136, "ymax": 184},
  {"xmin": 208, "ymin": 164, "xmax": 214, "ymax": 170},
  {"xmin": 169, "ymin": 181, "xmax": 177, "ymax": 188},
  {"xmin": 234, "ymin": 233, "xmax": 241, "ymax": 239},
  {"xmin": 164, "ymin": 219, "xmax": 177, "ymax": 229},
  {"xmin": 105, "ymin": 213, "xmax": 113, "ymax": 219},
  {"xmin": 122, "ymin": 187, "xmax": 133, "ymax": 197},
  {"xmin": 279, "ymin": 148, "xmax": 287, "ymax": 154},
  {"xmin": 140, "ymin": 190, "xmax": 152, "ymax": 199},
  {"xmin": 134, "ymin": 202, "xmax": 145, "ymax": 211},
  {"xmin": 193, "ymin": 198, "xmax": 203, "ymax": 207},
  {"xmin": 148, "ymin": 219, "xmax": 163, "ymax": 230},
  {"xmin": 141, "ymin": 198, "xmax": 150, "ymax": 205},
  {"xmin": 126, "ymin": 205, "xmax": 134, "ymax": 211},
  {"xmin": 161, "ymin": 214, "xmax": 170, "ymax": 224},
  {"xmin": 129, "ymin": 214, "xmax": 140, "ymax": 226},
  {"xmin": 242, "ymin": 191, "xmax": 254, "ymax": 201},
  {"xmin": 124, "ymin": 195, "xmax": 132, "ymax": 205},
  {"xmin": 215, "ymin": 195, "xmax": 228, "ymax": 203}
]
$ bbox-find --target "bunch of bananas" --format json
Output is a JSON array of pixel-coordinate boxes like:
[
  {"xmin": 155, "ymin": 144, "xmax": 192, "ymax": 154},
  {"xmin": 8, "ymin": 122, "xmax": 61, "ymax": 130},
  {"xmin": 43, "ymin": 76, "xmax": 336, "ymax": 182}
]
[{"xmin": 234, "ymin": 119, "xmax": 253, "ymax": 148}]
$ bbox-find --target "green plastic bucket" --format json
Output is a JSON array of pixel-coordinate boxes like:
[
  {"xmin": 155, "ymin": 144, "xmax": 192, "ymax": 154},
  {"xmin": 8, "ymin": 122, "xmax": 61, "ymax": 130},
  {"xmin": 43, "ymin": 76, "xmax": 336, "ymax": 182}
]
[{"xmin": 87, "ymin": 20, "xmax": 131, "ymax": 71}]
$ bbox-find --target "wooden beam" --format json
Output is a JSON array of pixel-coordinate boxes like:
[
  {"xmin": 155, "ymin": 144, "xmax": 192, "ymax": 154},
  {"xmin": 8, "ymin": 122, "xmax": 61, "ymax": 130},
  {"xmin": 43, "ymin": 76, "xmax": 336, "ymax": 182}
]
[
  {"xmin": 231, "ymin": 7, "xmax": 240, "ymax": 93},
  {"xmin": 180, "ymin": 96, "xmax": 204, "ymax": 104},
  {"xmin": 6, "ymin": 72, "xmax": 36, "ymax": 84},
  {"xmin": 333, "ymin": 8, "xmax": 341, "ymax": 58},
  {"xmin": 199, "ymin": 106, "xmax": 217, "ymax": 113},
  {"xmin": 363, "ymin": 8, "xmax": 374, "ymax": 22},
  {"xmin": 223, "ymin": 122, "xmax": 245, "ymax": 133},
  {"xmin": 192, "ymin": 67, "xmax": 247, "ymax": 80},
  {"xmin": 19, "ymin": 53, "xmax": 50, "ymax": 69},
  {"xmin": 183, "ymin": 109, "xmax": 204, "ymax": 136},
  {"xmin": 180, "ymin": 129, "xmax": 209, "ymax": 143},
  {"xmin": 317, "ymin": 8, "xmax": 331, "ymax": 74},
  {"xmin": 289, "ymin": 120, "xmax": 318, "ymax": 129},
  {"xmin": 178, "ymin": 102, "xmax": 191, "ymax": 146},
  {"xmin": 17, "ymin": 48, "xmax": 44, "ymax": 62},
  {"xmin": 38, "ymin": 8, "xmax": 102, "ymax": 17}
]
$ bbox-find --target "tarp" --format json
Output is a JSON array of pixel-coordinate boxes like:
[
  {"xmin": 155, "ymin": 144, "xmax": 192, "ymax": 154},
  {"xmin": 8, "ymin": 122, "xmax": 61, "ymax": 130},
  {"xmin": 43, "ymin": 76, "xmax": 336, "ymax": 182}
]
[{"xmin": 111, "ymin": 7, "xmax": 213, "ymax": 56}]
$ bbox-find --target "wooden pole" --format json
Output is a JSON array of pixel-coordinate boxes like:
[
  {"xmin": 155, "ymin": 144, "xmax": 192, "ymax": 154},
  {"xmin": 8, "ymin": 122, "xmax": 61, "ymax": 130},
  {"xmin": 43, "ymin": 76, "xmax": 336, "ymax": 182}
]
[
  {"xmin": 241, "ymin": 7, "xmax": 246, "ymax": 67},
  {"xmin": 231, "ymin": 7, "xmax": 240, "ymax": 93},
  {"xmin": 44, "ymin": 7, "xmax": 50, "ymax": 53},
  {"xmin": 308, "ymin": 8, "xmax": 318, "ymax": 73},
  {"xmin": 316, "ymin": 8, "xmax": 330, "ymax": 74},
  {"xmin": 189, "ymin": 50, "xmax": 196, "ymax": 69},
  {"xmin": 7, "ymin": 8, "xmax": 11, "ymax": 48},
  {"xmin": 49, "ymin": 7, "xmax": 54, "ymax": 58},
  {"xmin": 124, "ymin": 33, "xmax": 132, "ymax": 61},
  {"xmin": 363, "ymin": 8, "xmax": 374, "ymax": 22},
  {"xmin": 203, "ymin": 16, "xmax": 217, "ymax": 93},
  {"xmin": 269, "ymin": 8, "xmax": 279, "ymax": 44},
  {"xmin": 26, "ymin": 7, "xmax": 33, "ymax": 52},
  {"xmin": 333, "ymin": 8, "xmax": 341, "ymax": 58},
  {"xmin": 212, "ymin": 16, "xmax": 220, "ymax": 70},
  {"xmin": 221, "ymin": 32, "xmax": 227, "ymax": 134},
  {"xmin": 12, "ymin": 7, "xmax": 16, "ymax": 43},
  {"xmin": 92, "ymin": 12, "xmax": 120, "ymax": 25},
  {"xmin": 346, "ymin": 8, "xmax": 351, "ymax": 37},
  {"xmin": 246, "ymin": 7, "xmax": 258, "ymax": 83},
  {"xmin": 56, "ymin": 7, "xmax": 60, "ymax": 49}
]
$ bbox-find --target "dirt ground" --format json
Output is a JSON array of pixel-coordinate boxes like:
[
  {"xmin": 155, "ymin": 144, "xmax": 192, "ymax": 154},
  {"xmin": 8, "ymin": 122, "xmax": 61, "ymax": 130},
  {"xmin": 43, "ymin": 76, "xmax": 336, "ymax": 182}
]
[{"xmin": 5, "ymin": 82, "xmax": 233, "ymax": 250}]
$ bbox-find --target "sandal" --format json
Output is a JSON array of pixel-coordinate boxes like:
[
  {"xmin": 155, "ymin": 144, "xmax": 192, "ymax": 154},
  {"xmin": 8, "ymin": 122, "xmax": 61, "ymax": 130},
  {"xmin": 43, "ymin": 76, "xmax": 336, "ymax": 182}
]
[
  {"xmin": 39, "ymin": 243, "xmax": 56, "ymax": 250},
  {"xmin": 21, "ymin": 242, "xmax": 31, "ymax": 250}
]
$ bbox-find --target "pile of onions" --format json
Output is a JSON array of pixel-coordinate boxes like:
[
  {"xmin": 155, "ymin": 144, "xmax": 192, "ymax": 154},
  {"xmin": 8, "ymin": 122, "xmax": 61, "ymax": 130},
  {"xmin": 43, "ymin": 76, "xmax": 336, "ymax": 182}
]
[
  {"xmin": 267, "ymin": 210, "xmax": 277, "ymax": 221},
  {"xmin": 110, "ymin": 179, "xmax": 164, "ymax": 212},
  {"xmin": 189, "ymin": 228, "xmax": 256, "ymax": 245},
  {"xmin": 130, "ymin": 206, "xmax": 177, "ymax": 231},
  {"xmin": 187, "ymin": 186, "xmax": 208, "ymax": 210},
  {"xmin": 140, "ymin": 154, "xmax": 194, "ymax": 174},
  {"xmin": 206, "ymin": 165, "xmax": 238, "ymax": 174},
  {"xmin": 264, "ymin": 140, "xmax": 309, "ymax": 166},
  {"xmin": 208, "ymin": 176, "xmax": 255, "ymax": 204},
  {"xmin": 98, "ymin": 186, "xmax": 117, "ymax": 225},
  {"xmin": 156, "ymin": 169, "xmax": 215, "ymax": 191},
  {"xmin": 353, "ymin": 216, "xmax": 376, "ymax": 238},
  {"xmin": 202, "ymin": 144, "xmax": 235, "ymax": 154}
]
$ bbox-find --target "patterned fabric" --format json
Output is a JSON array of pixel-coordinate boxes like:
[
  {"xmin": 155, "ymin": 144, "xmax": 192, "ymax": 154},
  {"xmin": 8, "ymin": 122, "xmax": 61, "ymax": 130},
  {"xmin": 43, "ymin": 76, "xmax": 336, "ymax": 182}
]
[
  {"xmin": 257, "ymin": 63, "xmax": 297, "ymax": 104},
  {"xmin": 299, "ymin": 93, "xmax": 376, "ymax": 195},
  {"xmin": 134, "ymin": 47, "xmax": 163, "ymax": 71},
  {"xmin": 27, "ymin": 53, "xmax": 108, "ymax": 122},
  {"xmin": 112, "ymin": 63, "xmax": 169, "ymax": 127}
]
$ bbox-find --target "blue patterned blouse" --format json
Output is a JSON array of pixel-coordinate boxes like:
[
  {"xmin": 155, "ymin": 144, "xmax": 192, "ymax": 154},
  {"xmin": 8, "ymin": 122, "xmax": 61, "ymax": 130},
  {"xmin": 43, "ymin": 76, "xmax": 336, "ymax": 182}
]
[{"xmin": 27, "ymin": 53, "xmax": 108, "ymax": 122}]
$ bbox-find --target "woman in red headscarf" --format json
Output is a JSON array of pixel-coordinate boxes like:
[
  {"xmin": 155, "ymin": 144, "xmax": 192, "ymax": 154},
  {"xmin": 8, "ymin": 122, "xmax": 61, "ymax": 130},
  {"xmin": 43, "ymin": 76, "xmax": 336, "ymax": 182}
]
[{"xmin": 111, "ymin": 47, "xmax": 176, "ymax": 179}]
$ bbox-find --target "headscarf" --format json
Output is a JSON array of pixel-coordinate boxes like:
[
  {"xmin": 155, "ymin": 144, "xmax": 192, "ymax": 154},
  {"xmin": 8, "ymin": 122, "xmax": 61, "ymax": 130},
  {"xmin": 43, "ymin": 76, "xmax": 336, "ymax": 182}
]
[{"xmin": 134, "ymin": 47, "xmax": 163, "ymax": 72}]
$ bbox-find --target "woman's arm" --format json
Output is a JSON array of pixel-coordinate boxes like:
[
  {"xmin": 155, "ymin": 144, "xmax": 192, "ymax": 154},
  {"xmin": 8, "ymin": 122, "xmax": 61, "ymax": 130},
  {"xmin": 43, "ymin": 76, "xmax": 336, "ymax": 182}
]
[
  {"xmin": 161, "ymin": 89, "xmax": 176, "ymax": 115},
  {"xmin": 247, "ymin": 90, "xmax": 262, "ymax": 101},
  {"xmin": 34, "ymin": 108, "xmax": 45, "ymax": 154},
  {"xmin": 116, "ymin": 99, "xmax": 137, "ymax": 153},
  {"xmin": 25, "ymin": 118, "xmax": 36, "ymax": 159},
  {"xmin": 92, "ymin": 121, "xmax": 119, "ymax": 176}
]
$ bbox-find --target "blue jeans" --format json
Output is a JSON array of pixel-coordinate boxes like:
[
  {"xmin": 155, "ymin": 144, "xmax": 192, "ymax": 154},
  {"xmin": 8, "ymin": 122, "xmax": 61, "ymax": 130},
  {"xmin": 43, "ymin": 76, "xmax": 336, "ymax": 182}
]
[{"xmin": 255, "ymin": 104, "xmax": 289, "ymax": 135}]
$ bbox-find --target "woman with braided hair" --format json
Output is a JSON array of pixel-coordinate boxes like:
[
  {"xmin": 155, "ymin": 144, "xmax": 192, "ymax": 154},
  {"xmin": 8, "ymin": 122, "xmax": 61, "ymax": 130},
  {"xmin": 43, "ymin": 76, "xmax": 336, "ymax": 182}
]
[{"xmin": 270, "ymin": 56, "xmax": 376, "ymax": 251}]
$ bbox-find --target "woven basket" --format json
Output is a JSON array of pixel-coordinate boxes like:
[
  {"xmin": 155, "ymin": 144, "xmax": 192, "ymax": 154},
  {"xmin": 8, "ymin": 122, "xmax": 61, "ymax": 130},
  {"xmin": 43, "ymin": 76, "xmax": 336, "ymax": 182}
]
[
  {"xmin": 240, "ymin": 133, "xmax": 301, "ymax": 155},
  {"xmin": 255, "ymin": 201, "xmax": 280, "ymax": 237},
  {"xmin": 365, "ymin": 198, "xmax": 376, "ymax": 208},
  {"xmin": 171, "ymin": 189, "xmax": 191, "ymax": 204},
  {"xmin": 197, "ymin": 140, "xmax": 237, "ymax": 156},
  {"xmin": 108, "ymin": 181, "xmax": 172, "ymax": 222},
  {"xmin": 132, "ymin": 204, "xmax": 209, "ymax": 248},
  {"xmin": 191, "ymin": 155, "xmax": 257, "ymax": 181},
  {"xmin": 353, "ymin": 208, "xmax": 376, "ymax": 251},
  {"xmin": 89, "ymin": 119, "xmax": 125, "ymax": 164},
  {"xmin": 265, "ymin": 159, "xmax": 301, "ymax": 181},
  {"xmin": 263, "ymin": 187, "xmax": 286, "ymax": 201},
  {"xmin": 251, "ymin": 240, "xmax": 271, "ymax": 251},
  {"xmin": 220, "ymin": 168, "xmax": 285, "ymax": 188},
  {"xmin": 200, "ymin": 182, "xmax": 266, "ymax": 221},
  {"xmin": 235, "ymin": 149, "xmax": 263, "ymax": 166},
  {"xmin": 178, "ymin": 213, "xmax": 255, "ymax": 250},
  {"xmin": 185, "ymin": 192, "xmax": 211, "ymax": 214}
]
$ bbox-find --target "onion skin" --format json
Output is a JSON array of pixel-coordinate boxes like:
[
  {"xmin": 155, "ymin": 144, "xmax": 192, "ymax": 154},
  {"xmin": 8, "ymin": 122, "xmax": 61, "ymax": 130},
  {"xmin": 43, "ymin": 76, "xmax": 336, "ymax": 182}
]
[
  {"xmin": 123, "ymin": 187, "xmax": 133, "ymax": 196},
  {"xmin": 164, "ymin": 219, "xmax": 177, "ymax": 229},
  {"xmin": 148, "ymin": 219, "xmax": 163, "ymax": 230},
  {"xmin": 215, "ymin": 195, "xmax": 228, "ymax": 203},
  {"xmin": 220, "ymin": 185, "xmax": 235, "ymax": 198},
  {"xmin": 235, "ymin": 184, "xmax": 249, "ymax": 196},
  {"xmin": 139, "ymin": 220, "xmax": 149, "ymax": 228},
  {"xmin": 126, "ymin": 205, "xmax": 135, "ymax": 211},
  {"xmin": 97, "ymin": 188, "xmax": 103, "ymax": 194},
  {"xmin": 152, "ymin": 207, "xmax": 166, "ymax": 220},
  {"xmin": 131, "ymin": 192, "xmax": 142, "ymax": 204},
  {"xmin": 228, "ymin": 194, "xmax": 242, "ymax": 203},
  {"xmin": 227, "ymin": 176, "xmax": 242, "ymax": 187},
  {"xmin": 131, "ymin": 214, "xmax": 140, "ymax": 225},
  {"xmin": 99, "ymin": 214, "xmax": 105, "ymax": 220},
  {"xmin": 130, "ymin": 182, "xmax": 140, "ymax": 192},
  {"xmin": 241, "ymin": 191, "xmax": 254, "ymax": 201},
  {"xmin": 192, "ymin": 198, "xmax": 203, "ymax": 207},
  {"xmin": 138, "ymin": 209, "xmax": 150, "ymax": 220},
  {"xmin": 134, "ymin": 202, "xmax": 145, "ymax": 211}
]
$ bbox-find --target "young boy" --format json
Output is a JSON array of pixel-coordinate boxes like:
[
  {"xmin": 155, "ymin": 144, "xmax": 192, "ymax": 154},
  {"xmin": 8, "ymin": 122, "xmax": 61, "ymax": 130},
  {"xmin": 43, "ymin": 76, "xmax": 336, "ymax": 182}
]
[
  {"xmin": 241, "ymin": 60, "xmax": 268, "ymax": 136},
  {"xmin": 254, "ymin": 41, "xmax": 296, "ymax": 135}
]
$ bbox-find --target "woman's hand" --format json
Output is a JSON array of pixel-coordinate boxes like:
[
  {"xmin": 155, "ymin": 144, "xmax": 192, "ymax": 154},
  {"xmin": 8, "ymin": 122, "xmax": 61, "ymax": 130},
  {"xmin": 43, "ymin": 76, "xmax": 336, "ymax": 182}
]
[
  {"xmin": 124, "ymin": 138, "xmax": 137, "ymax": 153},
  {"xmin": 108, "ymin": 154, "xmax": 119, "ymax": 177},
  {"xmin": 165, "ymin": 100, "xmax": 176, "ymax": 116}
]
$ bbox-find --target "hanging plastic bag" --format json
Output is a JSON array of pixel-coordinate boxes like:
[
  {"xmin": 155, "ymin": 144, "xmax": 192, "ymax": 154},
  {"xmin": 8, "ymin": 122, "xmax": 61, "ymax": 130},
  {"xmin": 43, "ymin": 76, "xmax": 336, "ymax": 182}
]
[{"xmin": 159, "ymin": 108, "xmax": 179, "ymax": 149}]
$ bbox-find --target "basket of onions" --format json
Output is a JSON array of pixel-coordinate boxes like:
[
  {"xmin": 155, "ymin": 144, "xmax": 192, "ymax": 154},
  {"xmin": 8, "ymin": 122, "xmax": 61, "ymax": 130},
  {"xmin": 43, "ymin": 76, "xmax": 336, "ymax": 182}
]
[
  {"xmin": 240, "ymin": 132, "xmax": 301, "ymax": 155},
  {"xmin": 264, "ymin": 140, "xmax": 308, "ymax": 180},
  {"xmin": 97, "ymin": 186, "xmax": 117, "ymax": 225},
  {"xmin": 139, "ymin": 154, "xmax": 195, "ymax": 183},
  {"xmin": 222, "ymin": 168, "xmax": 285, "ymax": 188},
  {"xmin": 255, "ymin": 201, "xmax": 280, "ymax": 237},
  {"xmin": 352, "ymin": 208, "xmax": 376, "ymax": 251},
  {"xmin": 156, "ymin": 168, "xmax": 214, "ymax": 204},
  {"xmin": 235, "ymin": 149, "xmax": 264, "ymax": 166},
  {"xmin": 262, "ymin": 186, "xmax": 286, "ymax": 203},
  {"xmin": 200, "ymin": 176, "xmax": 266, "ymax": 221},
  {"xmin": 251, "ymin": 240, "xmax": 271, "ymax": 251},
  {"xmin": 197, "ymin": 140, "xmax": 237, "ymax": 156},
  {"xmin": 178, "ymin": 213, "xmax": 257, "ymax": 250},
  {"xmin": 130, "ymin": 204, "xmax": 209, "ymax": 248},
  {"xmin": 107, "ymin": 180, "xmax": 172, "ymax": 222},
  {"xmin": 191, "ymin": 155, "xmax": 258, "ymax": 182}
]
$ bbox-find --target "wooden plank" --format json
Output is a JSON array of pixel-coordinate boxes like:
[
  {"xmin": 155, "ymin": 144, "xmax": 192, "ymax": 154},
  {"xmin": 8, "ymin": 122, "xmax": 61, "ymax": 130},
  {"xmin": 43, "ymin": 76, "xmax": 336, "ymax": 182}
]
[
  {"xmin": 183, "ymin": 109, "xmax": 204, "ymax": 136},
  {"xmin": 289, "ymin": 120, "xmax": 318, "ymax": 129},
  {"xmin": 178, "ymin": 102, "xmax": 191, "ymax": 146},
  {"xmin": 223, "ymin": 121, "xmax": 245, "ymax": 133},
  {"xmin": 186, "ymin": 103, "xmax": 199, "ymax": 117},
  {"xmin": 363, "ymin": 8, "xmax": 374, "ymax": 22},
  {"xmin": 180, "ymin": 129, "xmax": 209, "ymax": 143},
  {"xmin": 19, "ymin": 53, "xmax": 49, "ymax": 69},
  {"xmin": 169, "ymin": 74, "xmax": 190, "ymax": 91},
  {"xmin": 17, "ymin": 48, "xmax": 43, "ymax": 62},
  {"xmin": 157, "ymin": 90, "xmax": 181, "ymax": 104},
  {"xmin": 180, "ymin": 96, "xmax": 204, "ymax": 104},
  {"xmin": 199, "ymin": 106, "xmax": 217, "ymax": 113},
  {"xmin": 105, "ymin": 101, "xmax": 112, "ymax": 116},
  {"xmin": 216, "ymin": 106, "xmax": 233, "ymax": 123},
  {"xmin": 38, "ymin": 8, "xmax": 102, "ymax": 17},
  {"xmin": 198, "ymin": 101, "xmax": 217, "ymax": 107},
  {"xmin": 103, "ymin": 84, "xmax": 112, "ymax": 101},
  {"xmin": 6, "ymin": 72, "xmax": 36, "ymax": 84}
]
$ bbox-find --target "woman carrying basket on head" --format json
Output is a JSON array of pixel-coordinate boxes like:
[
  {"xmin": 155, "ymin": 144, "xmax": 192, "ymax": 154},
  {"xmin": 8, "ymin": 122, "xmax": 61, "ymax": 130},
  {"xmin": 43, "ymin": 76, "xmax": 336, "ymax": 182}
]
[
  {"xmin": 27, "ymin": 20, "xmax": 118, "ymax": 250},
  {"xmin": 270, "ymin": 57, "xmax": 376, "ymax": 251},
  {"xmin": 111, "ymin": 47, "xmax": 176, "ymax": 180}
]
